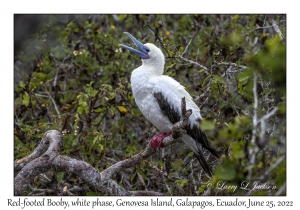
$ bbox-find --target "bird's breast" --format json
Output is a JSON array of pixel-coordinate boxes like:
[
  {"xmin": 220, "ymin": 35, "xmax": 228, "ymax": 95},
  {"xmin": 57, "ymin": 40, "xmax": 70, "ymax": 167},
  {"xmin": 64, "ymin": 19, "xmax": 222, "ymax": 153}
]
[{"xmin": 131, "ymin": 68, "xmax": 173, "ymax": 133}]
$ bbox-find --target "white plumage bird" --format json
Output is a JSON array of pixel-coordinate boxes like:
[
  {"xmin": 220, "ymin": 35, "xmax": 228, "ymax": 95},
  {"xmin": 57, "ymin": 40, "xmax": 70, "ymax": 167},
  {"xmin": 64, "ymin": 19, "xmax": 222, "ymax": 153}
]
[{"xmin": 119, "ymin": 32, "xmax": 219, "ymax": 176}]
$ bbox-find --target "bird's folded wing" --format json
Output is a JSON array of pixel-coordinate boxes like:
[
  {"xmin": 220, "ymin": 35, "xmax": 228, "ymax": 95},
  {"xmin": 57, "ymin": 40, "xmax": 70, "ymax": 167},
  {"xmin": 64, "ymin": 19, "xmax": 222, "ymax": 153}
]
[
  {"xmin": 152, "ymin": 75, "xmax": 219, "ymax": 158},
  {"xmin": 151, "ymin": 75, "xmax": 201, "ymax": 126}
]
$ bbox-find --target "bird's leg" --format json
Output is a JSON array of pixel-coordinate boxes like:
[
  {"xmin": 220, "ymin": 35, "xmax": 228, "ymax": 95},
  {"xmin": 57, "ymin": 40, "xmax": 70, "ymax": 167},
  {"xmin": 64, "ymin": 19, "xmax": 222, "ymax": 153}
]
[{"xmin": 150, "ymin": 132, "xmax": 172, "ymax": 148}]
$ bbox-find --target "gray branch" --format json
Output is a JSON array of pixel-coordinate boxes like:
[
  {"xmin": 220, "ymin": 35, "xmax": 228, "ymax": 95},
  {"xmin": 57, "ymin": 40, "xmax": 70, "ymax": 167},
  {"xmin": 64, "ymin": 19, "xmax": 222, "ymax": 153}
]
[
  {"xmin": 177, "ymin": 56, "xmax": 209, "ymax": 72},
  {"xmin": 247, "ymin": 73, "xmax": 259, "ymax": 180},
  {"xmin": 14, "ymin": 98, "xmax": 192, "ymax": 196},
  {"xmin": 271, "ymin": 19, "xmax": 284, "ymax": 40}
]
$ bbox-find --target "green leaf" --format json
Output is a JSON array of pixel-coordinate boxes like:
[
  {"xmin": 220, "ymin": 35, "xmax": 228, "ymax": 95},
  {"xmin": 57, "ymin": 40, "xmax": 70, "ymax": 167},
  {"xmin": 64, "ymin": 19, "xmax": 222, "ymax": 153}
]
[
  {"xmin": 278, "ymin": 102, "xmax": 286, "ymax": 114},
  {"xmin": 212, "ymin": 75, "xmax": 225, "ymax": 84},
  {"xmin": 118, "ymin": 14, "xmax": 127, "ymax": 21},
  {"xmin": 231, "ymin": 141, "xmax": 245, "ymax": 158},
  {"xmin": 67, "ymin": 21, "xmax": 75, "ymax": 28},
  {"xmin": 57, "ymin": 172, "xmax": 65, "ymax": 183},
  {"xmin": 92, "ymin": 133, "xmax": 101, "ymax": 145},
  {"xmin": 238, "ymin": 75, "xmax": 250, "ymax": 84},
  {"xmin": 97, "ymin": 144, "xmax": 103, "ymax": 153},
  {"xmin": 176, "ymin": 179, "xmax": 188, "ymax": 187},
  {"xmin": 137, "ymin": 169, "xmax": 147, "ymax": 179},
  {"xmin": 187, "ymin": 152, "xmax": 194, "ymax": 157},
  {"xmin": 215, "ymin": 159, "xmax": 237, "ymax": 180},
  {"xmin": 94, "ymin": 107, "xmax": 106, "ymax": 113},
  {"xmin": 172, "ymin": 159, "xmax": 183, "ymax": 172},
  {"xmin": 22, "ymin": 93, "xmax": 30, "ymax": 107},
  {"xmin": 86, "ymin": 82, "xmax": 98, "ymax": 97},
  {"xmin": 231, "ymin": 15, "xmax": 239, "ymax": 21},
  {"xmin": 108, "ymin": 92, "xmax": 116, "ymax": 100},
  {"xmin": 166, "ymin": 63, "xmax": 176, "ymax": 70},
  {"xmin": 200, "ymin": 119, "xmax": 215, "ymax": 131},
  {"xmin": 261, "ymin": 88, "xmax": 272, "ymax": 96},
  {"xmin": 198, "ymin": 183, "xmax": 207, "ymax": 194},
  {"xmin": 36, "ymin": 72, "xmax": 47, "ymax": 81},
  {"xmin": 78, "ymin": 101, "xmax": 87, "ymax": 106},
  {"xmin": 86, "ymin": 192, "xmax": 100, "ymax": 196},
  {"xmin": 19, "ymin": 81, "xmax": 26, "ymax": 89},
  {"xmin": 86, "ymin": 88, "xmax": 97, "ymax": 97},
  {"xmin": 109, "ymin": 106, "xmax": 116, "ymax": 116},
  {"xmin": 215, "ymin": 165, "xmax": 236, "ymax": 180},
  {"xmin": 77, "ymin": 106, "xmax": 87, "ymax": 114},
  {"xmin": 131, "ymin": 172, "xmax": 137, "ymax": 182},
  {"xmin": 229, "ymin": 31, "xmax": 243, "ymax": 43},
  {"xmin": 201, "ymin": 75, "xmax": 210, "ymax": 87}
]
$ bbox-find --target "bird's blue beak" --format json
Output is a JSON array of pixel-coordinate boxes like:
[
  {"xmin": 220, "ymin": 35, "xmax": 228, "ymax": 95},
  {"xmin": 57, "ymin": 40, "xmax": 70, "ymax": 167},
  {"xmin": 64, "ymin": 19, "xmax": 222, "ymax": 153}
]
[{"xmin": 119, "ymin": 32, "xmax": 150, "ymax": 59}]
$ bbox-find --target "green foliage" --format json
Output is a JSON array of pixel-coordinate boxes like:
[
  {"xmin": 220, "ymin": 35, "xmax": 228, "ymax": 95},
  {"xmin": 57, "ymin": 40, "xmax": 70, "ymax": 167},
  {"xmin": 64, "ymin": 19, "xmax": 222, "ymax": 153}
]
[
  {"xmin": 14, "ymin": 14, "xmax": 286, "ymax": 196},
  {"xmin": 56, "ymin": 172, "xmax": 65, "ymax": 183},
  {"xmin": 172, "ymin": 159, "xmax": 183, "ymax": 172},
  {"xmin": 22, "ymin": 92, "xmax": 30, "ymax": 107},
  {"xmin": 200, "ymin": 119, "xmax": 215, "ymax": 131},
  {"xmin": 176, "ymin": 179, "xmax": 188, "ymax": 187},
  {"xmin": 215, "ymin": 158, "xmax": 237, "ymax": 181},
  {"xmin": 231, "ymin": 141, "xmax": 246, "ymax": 159},
  {"xmin": 86, "ymin": 192, "xmax": 100, "ymax": 196}
]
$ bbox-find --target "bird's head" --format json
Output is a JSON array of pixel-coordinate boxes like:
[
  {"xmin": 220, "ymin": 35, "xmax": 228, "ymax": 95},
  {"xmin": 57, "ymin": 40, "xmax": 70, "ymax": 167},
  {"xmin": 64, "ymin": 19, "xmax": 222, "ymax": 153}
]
[{"xmin": 119, "ymin": 32, "xmax": 165, "ymax": 75}]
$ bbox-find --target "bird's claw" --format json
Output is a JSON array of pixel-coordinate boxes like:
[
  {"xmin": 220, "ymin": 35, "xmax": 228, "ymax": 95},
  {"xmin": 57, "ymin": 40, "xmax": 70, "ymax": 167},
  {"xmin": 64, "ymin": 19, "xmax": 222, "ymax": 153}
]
[{"xmin": 150, "ymin": 133, "xmax": 171, "ymax": 148}]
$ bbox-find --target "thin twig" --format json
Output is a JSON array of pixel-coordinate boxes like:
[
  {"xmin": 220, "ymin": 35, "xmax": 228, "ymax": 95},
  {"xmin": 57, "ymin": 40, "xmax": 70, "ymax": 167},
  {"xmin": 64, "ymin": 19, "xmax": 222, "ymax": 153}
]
[
  {"xmin": 259, "ymin": 107, "xmax": 278, "ymax": 145},
  {"xmin": 217, "ymin": 61, "xmax": 247, "ymax": 70},
  {"xmin": 243, "ymin": 25, "xmax": 273, "ymax": 36},
  {"xmin": 252, "ymin": 72, "xmax": 258, "ymax": 144},
  {"xmin": 34, "ymin": 93, "xmax": 49, "ymax": 98},
  {"xmin": 44, "ymin": 86, "xmax": 61, "ymax": 117},
  {"xmin": 146, "ymin": 24, "xmax": 171, "ymax": 58},
  {"xmin": 271, "ymin": 19, "xmax": 284, "ymax": 40},
  {"xmin": 259, "ymin": 155, "xmax": 285, "ymax": 180},
  {"xmin": 275, "ymin": 181, "xmax": 286, "ymax": 196},
  {"xmin": 49, "ymin": 94, "xmax": 61, "ymax": 116},
  {"xmin": 176, "ymin": 56, "xmax": 209, "ymax": 73},
  {"xmin": 181, "ymin": 29, "xmax": 199, "ymax": 56},
  {"xmin": 247, "ymin": 72, "xmax": 258, "ymax": 179}
]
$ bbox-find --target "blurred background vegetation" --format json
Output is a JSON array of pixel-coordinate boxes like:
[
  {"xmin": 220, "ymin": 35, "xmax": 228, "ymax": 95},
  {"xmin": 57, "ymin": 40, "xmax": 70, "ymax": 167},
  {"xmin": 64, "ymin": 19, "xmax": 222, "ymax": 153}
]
[{"xmin": 14, "ymin": 14, "xmax": 286, "ymax": 196}]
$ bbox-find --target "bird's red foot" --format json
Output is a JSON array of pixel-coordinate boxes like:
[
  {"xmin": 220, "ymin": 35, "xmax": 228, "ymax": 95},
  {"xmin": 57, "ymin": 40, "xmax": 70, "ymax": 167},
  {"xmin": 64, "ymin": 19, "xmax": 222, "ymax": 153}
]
[{"xmin": 150, "ymin": 132, "xmax": 171, "ymax": 148}]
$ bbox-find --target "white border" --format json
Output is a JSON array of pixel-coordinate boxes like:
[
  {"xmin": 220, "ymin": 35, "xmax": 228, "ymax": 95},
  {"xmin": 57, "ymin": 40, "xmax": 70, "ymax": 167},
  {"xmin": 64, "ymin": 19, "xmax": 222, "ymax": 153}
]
[{"xmin": 2, "ymin": 0, "xmax": 299, "ymax": 209}]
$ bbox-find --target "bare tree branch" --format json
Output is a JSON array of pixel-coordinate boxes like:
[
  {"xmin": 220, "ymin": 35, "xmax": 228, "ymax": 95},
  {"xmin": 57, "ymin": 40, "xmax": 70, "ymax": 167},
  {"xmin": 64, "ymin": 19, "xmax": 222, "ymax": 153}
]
[
  {"xmin": 243, "ymin": 25, "xmax": 273, "ymax": 36},
  {"xmin": 259, "ymin": 155, "xmax": 285, "ymax": 180},
  {"xmin": 217, "ymin": 61, "xmax": 247, "ymax": 71},
  {"xmin": 14, "ymin": 98, "xmax": 192, "ymax": 196},
  {"xmin": 275, "ymin": 181, "xmax": 286, "ymax": 196},
  {"xmin": 176, "ymin": 56, "xmax": 209, "ymax": 73},
  {"xmin": 14, "ymin": 133, "xmax": 50, "ymax": 171},
  {"xmin": 181, "ymin": 29, "xmax": 199, "ymax": 56},
  {"xmin": 271, "ymin": 19, "xmax": 284, "ymax": 40},
  {"xmin": 129, "ymin": 190, "xmax": 164, "ymax": 196},
  {"xmin": 258, "ymin": 107, "xmax": 278, "ymax": 147},
  {"xmin": 247, "ymin": 73, "xmax": 280, "ymax": 180},
  {"xmin": 247, "ymin": 72, "xmax": 259, "ymax": 180}
]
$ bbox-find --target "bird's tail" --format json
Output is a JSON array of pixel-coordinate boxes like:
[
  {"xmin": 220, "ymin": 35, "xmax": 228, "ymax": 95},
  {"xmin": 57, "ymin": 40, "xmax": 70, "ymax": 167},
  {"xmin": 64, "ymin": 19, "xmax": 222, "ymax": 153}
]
[
  {"xmin": 199, "ymin": 130, "xmax": 220, "ymax": 158},
  {"xmin": 194, "ymin": 150, "xmax": 213, "ymax": 177},
  {"xmin": 182, "ymin": 135, "xmax": 213, "ymax": 177}
]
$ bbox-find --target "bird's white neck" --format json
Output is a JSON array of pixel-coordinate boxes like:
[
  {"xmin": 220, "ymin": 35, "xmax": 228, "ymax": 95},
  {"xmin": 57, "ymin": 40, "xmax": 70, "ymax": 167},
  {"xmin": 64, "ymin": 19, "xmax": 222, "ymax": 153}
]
[
  {"xmin": 141, "ymin": 59, "xmax": 164, "ymax": 76},
  {"xmin": 140, "ymin": 43, "xmax": 165, "ymax": 76}
]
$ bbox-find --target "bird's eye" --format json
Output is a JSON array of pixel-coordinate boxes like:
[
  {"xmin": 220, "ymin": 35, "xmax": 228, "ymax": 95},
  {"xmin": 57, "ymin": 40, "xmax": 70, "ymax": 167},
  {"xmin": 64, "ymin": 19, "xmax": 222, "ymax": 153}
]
[{"xmin": 144, "ymin": 45, "xmax": 150, "ymax": 52}]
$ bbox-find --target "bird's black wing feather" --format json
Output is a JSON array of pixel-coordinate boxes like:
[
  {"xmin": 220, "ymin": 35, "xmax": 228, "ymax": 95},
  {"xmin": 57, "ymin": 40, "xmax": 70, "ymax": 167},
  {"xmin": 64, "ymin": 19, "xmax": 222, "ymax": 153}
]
[
  {"xmin": 153, "ymin": 92, "xmax": 180, "ymax": 124},
  {"xmin": 153, "ymin": 92, "xmax": 219, "ymax": 176},
  {"xmin": 153, "ymin": 92, "xmax": 219, "ymax": 157},
  {"xmin": 186, "ymin": 125, "xmax": 220, "ymax": 158}
]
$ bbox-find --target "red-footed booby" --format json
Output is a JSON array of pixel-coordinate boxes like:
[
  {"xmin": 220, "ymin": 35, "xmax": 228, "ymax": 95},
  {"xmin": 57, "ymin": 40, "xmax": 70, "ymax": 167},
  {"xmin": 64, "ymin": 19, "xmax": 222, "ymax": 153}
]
[{"xmin": 119, "ymin": 32, "xmax": 219, "ymax": 177}]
